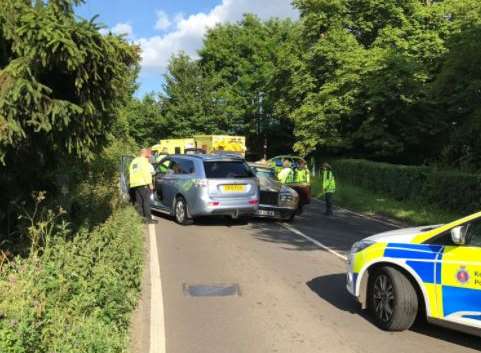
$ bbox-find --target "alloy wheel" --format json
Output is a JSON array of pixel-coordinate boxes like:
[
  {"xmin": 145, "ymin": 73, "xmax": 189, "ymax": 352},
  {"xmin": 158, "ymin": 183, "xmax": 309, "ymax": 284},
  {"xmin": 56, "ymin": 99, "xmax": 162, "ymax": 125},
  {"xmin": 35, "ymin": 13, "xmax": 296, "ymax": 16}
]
[
  {"xmin": 176, "ymin": 199, "xmax": 185, "ymax": 223},
  {"xmin": 373, "ymin": 274, "xmax": 394, "ymax": 323}
]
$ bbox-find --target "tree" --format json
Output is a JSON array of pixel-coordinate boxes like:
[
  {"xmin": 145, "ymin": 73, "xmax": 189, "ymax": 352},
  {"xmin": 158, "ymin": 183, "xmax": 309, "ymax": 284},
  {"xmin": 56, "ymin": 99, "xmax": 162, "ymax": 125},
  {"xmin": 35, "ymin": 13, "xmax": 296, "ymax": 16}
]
[
  {"xmin": 160, "ymin": 53, "xmax": 234, "ymax": 137},
  {"xmin": 287, "ymin": 0, "xmax": 450, "ymax": 161},
  {"xmin": 199, "ymin": 15, "xmax": 296, "ymax": 157},
  {"xmin": 122, "ymin": 94, "xmax": 166, "ymax": 146},
  {"xmin": 0, "ymin": 0, "xmax": 139, "ymax": 231}
]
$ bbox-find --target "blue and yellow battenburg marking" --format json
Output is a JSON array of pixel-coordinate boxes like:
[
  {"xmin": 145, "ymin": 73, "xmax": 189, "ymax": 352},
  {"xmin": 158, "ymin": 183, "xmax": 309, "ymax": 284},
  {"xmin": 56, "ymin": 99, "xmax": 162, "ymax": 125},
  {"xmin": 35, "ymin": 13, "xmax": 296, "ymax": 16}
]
[{"xmin": 353, "ymin": 241, "xmax": 481, "ymax": 321}]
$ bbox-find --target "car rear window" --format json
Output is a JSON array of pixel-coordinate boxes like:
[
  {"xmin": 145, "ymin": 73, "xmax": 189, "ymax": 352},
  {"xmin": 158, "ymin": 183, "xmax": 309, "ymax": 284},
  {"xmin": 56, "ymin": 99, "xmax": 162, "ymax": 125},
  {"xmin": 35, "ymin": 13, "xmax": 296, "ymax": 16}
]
[
  {"xmin": 254, "ymin": 168, "xmax": 275, "ymax": 179},
  {"xmin": 203, "ymin": 161, "xmax": 255, "ymax": 179}
]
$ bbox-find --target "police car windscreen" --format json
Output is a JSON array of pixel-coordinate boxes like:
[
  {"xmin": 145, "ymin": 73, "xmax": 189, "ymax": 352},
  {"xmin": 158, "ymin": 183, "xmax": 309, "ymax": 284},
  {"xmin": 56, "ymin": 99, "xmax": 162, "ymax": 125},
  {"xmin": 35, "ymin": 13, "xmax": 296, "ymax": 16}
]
[{"xmin": 204, "ymin": 161, "xmax": 255, "ymax": 179}]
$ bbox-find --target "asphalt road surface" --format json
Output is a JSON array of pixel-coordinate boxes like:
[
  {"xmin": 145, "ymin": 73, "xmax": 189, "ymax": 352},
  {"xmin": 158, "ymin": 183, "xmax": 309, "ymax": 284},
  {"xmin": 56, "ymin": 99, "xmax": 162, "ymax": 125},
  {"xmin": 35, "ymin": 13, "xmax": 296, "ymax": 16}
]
[{"xmin": 146, "ymin": 201, "xmax": 481, "ymax": 353}]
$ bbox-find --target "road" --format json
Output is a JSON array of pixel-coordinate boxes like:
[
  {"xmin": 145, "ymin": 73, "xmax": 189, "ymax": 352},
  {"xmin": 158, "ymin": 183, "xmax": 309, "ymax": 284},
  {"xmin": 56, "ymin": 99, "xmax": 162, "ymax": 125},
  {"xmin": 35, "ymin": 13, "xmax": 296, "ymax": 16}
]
[{"xmin": 139, "ymin": 201, "xmax": 481, "ymax": 353}]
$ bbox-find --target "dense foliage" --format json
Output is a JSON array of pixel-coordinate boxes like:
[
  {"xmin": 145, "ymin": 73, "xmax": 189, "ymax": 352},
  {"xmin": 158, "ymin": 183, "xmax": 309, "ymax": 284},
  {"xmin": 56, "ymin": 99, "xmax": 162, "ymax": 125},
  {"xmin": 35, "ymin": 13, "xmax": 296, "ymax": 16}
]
[
  {"xmin": 128, "ymin": 16, "xmax": 296, "ymax": 158},
  {"xmin": 333, "ymin": 159, "xmax": 481, "ymax": 214},
  {"xmin": 0, "ymin": 206, "xmax": 143, "ymax": 353},
  {"xmin": 0, "ymin": 0, "xmax": 139, "ymax": 233},
  {"xmin": 134, "ymin": 0, "xmax": 481, "ymax": 169},
  {"xmin": 287, "ymin": 0, "xmax": 481, "ymax": 165}
]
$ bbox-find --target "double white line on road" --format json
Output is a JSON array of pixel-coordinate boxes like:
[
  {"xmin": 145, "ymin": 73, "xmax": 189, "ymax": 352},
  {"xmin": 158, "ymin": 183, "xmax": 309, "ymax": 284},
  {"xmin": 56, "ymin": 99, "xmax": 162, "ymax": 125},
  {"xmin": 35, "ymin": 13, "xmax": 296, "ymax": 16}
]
[
  {"xmin": 148, "ymin": 222, "xmax": 166, "ymax": 353},
  {"xmin": 280, "ymin": 222, "xmax": 348, "ymax": 262}
]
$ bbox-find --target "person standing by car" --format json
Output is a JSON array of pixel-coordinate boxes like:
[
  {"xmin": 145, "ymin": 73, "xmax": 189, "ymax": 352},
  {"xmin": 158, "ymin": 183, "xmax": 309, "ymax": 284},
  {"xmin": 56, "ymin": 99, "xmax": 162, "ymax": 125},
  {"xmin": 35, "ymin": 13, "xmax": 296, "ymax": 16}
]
[
  {"xmin": 129, "ymin": 148, "xmax": 158, "ymax": 224},
  {"xmin": 295, "ymin": 159, "xmax": 310, "ymax": 185},
  {"xmin": 278, "ymin": 159, "xmax": 294, "ymax": 184},
  {"xmin": 321, "ymin": 163, "xmax": 336, "ymax": 216}
]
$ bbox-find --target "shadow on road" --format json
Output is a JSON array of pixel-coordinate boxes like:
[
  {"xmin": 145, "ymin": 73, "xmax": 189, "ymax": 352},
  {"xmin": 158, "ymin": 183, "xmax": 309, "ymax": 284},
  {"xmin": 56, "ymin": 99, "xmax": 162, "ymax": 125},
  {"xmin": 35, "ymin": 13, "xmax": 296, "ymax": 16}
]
[
  {"xmin": 307, "ymin": 274, "xmax": 481, "ymax": 351},
  {"xmin": 249, "ymin": 219, "xmax": 322, "ymax": 251},
  {"xmin": 152, "ymin": 210, "xmax": 249, "ymax": 228},
  {"xmin": 307, "ymin": 274, "xmax": 363, "ymax": 314}
]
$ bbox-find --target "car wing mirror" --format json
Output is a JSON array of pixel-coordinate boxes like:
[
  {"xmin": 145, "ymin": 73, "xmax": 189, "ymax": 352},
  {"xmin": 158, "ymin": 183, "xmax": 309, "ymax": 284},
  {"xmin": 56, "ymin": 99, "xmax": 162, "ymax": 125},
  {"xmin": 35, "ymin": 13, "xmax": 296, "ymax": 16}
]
[{"xmin": 451, "ymin": 226, "xmax": 467, "ymax": 245}]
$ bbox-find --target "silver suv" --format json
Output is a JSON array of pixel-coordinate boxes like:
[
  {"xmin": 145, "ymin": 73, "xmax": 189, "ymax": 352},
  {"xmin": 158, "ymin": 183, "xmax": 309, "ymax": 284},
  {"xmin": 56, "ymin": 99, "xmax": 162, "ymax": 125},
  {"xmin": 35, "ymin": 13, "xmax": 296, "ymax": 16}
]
[{"xmin": 152, "ymin": 154, "xmax": 259, "ymax": 224}]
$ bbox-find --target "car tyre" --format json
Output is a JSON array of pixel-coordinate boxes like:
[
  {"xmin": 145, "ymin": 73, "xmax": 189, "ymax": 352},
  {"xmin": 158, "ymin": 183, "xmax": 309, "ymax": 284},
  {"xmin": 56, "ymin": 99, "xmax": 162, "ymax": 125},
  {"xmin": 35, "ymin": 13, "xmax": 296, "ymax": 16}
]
[
  {"xmin": 174, "ymin": 196, "xmax": 193, "ymax": 226},
  {"xmin": 368, "ymin": 266, "xmax": 418, "ymax": 331}
]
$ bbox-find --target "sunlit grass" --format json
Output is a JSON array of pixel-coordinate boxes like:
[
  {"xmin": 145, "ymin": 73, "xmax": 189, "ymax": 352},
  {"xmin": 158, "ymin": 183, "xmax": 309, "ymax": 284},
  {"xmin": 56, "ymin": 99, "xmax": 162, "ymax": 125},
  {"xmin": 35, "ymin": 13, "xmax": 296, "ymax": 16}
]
[{"xmin": 311, "ymin": 176, "xmax": 462, "ymax": 226}]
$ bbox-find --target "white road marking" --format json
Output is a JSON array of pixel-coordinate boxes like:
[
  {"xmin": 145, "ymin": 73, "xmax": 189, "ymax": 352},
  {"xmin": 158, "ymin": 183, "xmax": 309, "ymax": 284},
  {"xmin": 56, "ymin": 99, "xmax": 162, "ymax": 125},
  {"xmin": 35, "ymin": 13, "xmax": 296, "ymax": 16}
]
[
  {"xmin": 149, "ymin": 221, "xmax": 166, "ymax": 353},
  {"xmin": 280, "ymin": 222, "xmax": 348, "ymax": 262},
  {"xmin": 311, "ymin": 198, "xmax": 401, "ymax": 229}
]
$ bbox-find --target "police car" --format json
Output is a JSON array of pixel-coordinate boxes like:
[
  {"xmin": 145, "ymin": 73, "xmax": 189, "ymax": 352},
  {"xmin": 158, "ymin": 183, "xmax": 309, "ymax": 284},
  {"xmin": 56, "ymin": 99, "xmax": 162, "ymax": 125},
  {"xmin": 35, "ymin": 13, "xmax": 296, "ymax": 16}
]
[{"xmin": 347, "ymin": 212, "xmax": 481, "ymax": 336}]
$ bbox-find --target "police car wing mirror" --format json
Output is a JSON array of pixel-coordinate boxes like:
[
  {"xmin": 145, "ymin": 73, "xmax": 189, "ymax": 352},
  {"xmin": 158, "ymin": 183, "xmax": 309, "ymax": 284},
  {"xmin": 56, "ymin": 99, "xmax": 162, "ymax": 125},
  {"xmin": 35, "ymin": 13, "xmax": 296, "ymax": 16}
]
[{"xmin": 450, "ymin": 226, "xmax": 467, "ymax": 245}]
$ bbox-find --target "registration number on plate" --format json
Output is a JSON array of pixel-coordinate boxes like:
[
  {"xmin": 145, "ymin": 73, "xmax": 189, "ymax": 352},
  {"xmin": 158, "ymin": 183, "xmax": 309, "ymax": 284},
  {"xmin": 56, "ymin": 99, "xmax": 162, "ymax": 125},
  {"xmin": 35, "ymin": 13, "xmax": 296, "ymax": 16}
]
[
  {"xmin": 257, "ymin": 210, "xmax": 276, "ymax": 217},
  {"xmin": 222, "ymin": 184, "xmax": 246, "ymax": 193}
]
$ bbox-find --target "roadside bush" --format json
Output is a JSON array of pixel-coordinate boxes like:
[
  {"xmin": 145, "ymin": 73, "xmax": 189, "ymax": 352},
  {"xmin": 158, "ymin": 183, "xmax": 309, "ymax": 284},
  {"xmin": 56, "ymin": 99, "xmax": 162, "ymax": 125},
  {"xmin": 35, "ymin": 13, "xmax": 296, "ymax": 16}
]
[
  {"xmin": 332, "ymin": 159, "xmax": 481, "ymax": 214},
  {"xmin": 0, "ymin": 206, "xmax": 143, "ymax": 353},
  {"xmin": 69, "ymin": 138, "xmax": 137, "ymax": 231}
]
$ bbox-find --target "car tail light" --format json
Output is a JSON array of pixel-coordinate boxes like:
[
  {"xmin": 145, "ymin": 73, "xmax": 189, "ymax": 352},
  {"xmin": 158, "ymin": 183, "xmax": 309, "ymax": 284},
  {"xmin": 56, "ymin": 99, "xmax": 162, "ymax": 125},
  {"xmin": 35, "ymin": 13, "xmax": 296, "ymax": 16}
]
[
  {"xmin": 248, "ymin": 199, "xmax": 258, "ymax": 205},
  {"xmin": 208, "ymin": 201, "xmax": 220, "ymax": 207}
]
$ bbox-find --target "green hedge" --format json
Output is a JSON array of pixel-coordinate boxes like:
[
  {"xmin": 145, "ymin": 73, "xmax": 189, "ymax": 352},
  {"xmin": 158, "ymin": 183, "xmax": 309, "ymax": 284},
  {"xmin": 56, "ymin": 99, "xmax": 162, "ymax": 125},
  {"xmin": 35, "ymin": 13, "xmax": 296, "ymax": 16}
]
[
  {"xmin": 0, "ymin": 206, "xmax": 143, "ymax": 353},
  {"xmin": 332, "ymin": 159, "xmax": 481, "ymax": 213}
]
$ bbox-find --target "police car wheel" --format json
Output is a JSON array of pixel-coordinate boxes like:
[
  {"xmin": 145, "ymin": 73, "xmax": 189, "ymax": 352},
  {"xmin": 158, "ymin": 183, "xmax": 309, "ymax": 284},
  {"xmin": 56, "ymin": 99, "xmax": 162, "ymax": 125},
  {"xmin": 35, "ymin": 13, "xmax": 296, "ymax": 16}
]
[
  {"xmin": 368, "ymin": 266, "xmax": 418, "ymax": 331},
  {"xmin": 174, "ymin": 197, "xmax": 193, "ymax": 225}
]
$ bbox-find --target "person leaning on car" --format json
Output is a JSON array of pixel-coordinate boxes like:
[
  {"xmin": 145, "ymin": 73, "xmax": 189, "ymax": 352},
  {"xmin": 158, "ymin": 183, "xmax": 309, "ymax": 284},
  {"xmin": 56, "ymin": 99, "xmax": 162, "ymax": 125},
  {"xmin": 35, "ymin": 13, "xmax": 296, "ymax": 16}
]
[{"xmin": 129, "ymin": 148, "xmax": 158, "ymax": 224}]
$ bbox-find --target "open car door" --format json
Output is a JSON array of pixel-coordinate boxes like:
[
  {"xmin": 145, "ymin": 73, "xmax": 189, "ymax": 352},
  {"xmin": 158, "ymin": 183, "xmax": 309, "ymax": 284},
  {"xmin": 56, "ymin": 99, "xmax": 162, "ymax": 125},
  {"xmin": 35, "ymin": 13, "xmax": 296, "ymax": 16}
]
[{"xmin": 120, "ymin": 155, "xmax": 134, "ymax": 202}]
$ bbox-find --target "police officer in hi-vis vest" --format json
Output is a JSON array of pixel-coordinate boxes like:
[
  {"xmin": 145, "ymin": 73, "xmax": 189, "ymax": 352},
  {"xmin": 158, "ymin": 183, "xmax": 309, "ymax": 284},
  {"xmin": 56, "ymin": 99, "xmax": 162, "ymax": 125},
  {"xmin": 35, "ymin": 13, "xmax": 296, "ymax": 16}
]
[
  {"xmin": 129, "ymin": 148, "xmax": 158, "ymax": 224},
  {"xmin": 321, "ymin": 163, "xmax": 336, "ymax": 216}
]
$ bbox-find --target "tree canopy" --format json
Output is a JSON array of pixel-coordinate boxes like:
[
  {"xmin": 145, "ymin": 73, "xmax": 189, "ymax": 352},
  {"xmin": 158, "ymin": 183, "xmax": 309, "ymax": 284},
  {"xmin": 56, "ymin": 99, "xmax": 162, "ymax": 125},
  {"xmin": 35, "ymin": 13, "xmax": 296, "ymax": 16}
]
[
  {"xmin": 0, "ymin": 0, "xmax": 139, "ymax": 163},
  {"xmin": 147, "ymin": 0, "xmax": 481, "ymax": 169},
  {"xmin": 0, "ymin": 0, "xmax": 139, "ymax": 229}
]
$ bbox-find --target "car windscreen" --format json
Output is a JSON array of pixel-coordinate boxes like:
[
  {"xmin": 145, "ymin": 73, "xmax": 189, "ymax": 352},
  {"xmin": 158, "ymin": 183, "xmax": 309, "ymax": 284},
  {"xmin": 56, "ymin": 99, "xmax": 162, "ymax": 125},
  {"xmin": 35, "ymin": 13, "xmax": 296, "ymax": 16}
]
[{"xmin": 203, "ymin": 161, "xmax": 255, "ymax": 179}]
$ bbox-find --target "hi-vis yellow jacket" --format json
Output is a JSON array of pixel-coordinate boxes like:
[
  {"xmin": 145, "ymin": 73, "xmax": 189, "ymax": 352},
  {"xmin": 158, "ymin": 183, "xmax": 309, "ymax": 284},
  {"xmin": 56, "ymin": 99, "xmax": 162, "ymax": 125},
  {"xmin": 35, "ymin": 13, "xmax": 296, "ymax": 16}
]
[
  {"xmin": 129, "ymin": 157, "xmax": 153, "ymax": 188},
  {"xmin": 322, "ymin": 169, "xmax": 336, "ymax": 193}
]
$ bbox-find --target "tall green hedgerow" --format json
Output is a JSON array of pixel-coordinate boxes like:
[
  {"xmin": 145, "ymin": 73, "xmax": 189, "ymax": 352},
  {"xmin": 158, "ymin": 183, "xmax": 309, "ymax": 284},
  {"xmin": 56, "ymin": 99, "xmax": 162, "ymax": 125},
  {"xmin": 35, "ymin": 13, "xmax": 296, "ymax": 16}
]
[
  {"xmin": 332, "ymin": 159, "xmax": 481, "ymax": 214},
  {"xmin": 0, "ymin": 206, "xmax": 143, "ymax": 353}
]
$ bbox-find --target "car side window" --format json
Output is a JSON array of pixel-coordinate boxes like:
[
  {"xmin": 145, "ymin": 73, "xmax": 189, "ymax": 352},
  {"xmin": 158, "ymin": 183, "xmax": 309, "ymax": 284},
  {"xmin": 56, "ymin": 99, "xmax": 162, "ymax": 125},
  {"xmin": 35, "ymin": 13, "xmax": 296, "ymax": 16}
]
[
  {"xmin": 465, "ymin": 220, "xmax": 481, "ymax": 247},
  {"xmin": 427, "ymin": 219, "xmax": 481, "ymax": 247},
  {"xmin": 427, "ymin": 229, "xmax": 458, "ymax": 246},
  {"xmin": 170, "ymin": 160, "xmax": 181, "ymax": 174},
  {"xmin": 176, "ymin": 159, "xmax": 195, "ymax": 175},
  {"xmin": 156, "ymin": 159, "xmax": 171, "ymax": 175}
]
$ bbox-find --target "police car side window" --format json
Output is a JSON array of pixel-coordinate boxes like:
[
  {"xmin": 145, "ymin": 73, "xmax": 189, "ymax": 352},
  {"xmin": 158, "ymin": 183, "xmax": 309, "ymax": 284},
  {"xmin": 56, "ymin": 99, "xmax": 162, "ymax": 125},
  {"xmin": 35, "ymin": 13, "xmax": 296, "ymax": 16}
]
[
  {"xmin": 427, "ymin": 219, "xmax": 481, "ymax": 247},
  {"xmin": 427, "ymin": 230, "xmax": 456, "ymax": 246},
  {"xmin": 465, "ymin": 220, "xmax": 481, "ymax": 247}
]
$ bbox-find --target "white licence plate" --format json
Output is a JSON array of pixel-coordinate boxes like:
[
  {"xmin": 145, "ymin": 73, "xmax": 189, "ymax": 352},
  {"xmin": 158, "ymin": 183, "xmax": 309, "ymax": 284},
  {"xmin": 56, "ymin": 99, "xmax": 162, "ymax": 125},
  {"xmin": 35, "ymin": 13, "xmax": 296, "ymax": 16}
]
[{"xmin": 258, "ymin": 210, "xmax": 276, "ymax": 217}]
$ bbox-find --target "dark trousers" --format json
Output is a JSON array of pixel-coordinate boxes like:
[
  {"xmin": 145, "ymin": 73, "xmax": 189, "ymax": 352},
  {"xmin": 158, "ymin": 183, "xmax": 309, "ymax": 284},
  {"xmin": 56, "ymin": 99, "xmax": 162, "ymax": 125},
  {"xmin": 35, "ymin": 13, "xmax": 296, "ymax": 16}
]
[
  {"xmin": 325, "ymin": 192, "xmax": 334, "ymax": 215},
  {"xmin": 133, "ymin": 186, "xmax": 152, "ymax": 221}
]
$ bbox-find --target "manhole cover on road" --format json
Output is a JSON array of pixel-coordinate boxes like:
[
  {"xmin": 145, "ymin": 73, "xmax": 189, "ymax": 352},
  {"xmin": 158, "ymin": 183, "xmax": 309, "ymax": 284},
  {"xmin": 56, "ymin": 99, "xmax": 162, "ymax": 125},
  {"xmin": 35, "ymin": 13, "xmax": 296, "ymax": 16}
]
[{"xmin": 183, "ymin": 283, "xmax": 241, "ymax": 297}]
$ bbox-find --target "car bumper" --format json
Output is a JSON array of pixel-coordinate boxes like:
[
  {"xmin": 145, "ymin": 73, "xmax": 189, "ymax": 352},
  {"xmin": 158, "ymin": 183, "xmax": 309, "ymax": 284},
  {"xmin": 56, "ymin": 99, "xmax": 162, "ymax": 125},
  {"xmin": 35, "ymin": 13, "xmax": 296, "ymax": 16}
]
[
  {"xmin": 191, "ymin": 197, "xmax": 258, "ymax": 217},
  {"xmin": 346, "ymin": 253, "xmax": 357, "ymax": 297}
]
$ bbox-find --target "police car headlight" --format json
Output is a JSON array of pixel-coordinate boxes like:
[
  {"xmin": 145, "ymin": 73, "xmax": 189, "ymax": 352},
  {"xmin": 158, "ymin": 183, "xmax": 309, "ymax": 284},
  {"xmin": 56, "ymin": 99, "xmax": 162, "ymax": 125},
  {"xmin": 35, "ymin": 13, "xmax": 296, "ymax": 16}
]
[{"xmin": 350, "ymin": 240, "xmax": 375, "ymax": 254}]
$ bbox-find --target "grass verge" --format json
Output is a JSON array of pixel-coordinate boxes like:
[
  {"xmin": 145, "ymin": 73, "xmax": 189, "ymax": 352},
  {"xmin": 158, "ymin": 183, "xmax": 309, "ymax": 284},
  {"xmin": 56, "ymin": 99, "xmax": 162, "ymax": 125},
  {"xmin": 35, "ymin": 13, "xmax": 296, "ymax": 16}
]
[
  {"xmin": 311, "ymin": 176, "xmax": 462, "ymax": 226},
  {"xmin": 0, "ymin": 206, "xmax": 143, "ymax": 353}
]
